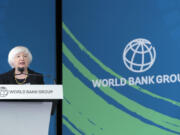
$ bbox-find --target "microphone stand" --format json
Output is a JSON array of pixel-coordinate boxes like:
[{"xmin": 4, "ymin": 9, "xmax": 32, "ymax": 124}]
[{"xmin": 15, "ymin": 67, "xmax": 51, "ymax": 78}]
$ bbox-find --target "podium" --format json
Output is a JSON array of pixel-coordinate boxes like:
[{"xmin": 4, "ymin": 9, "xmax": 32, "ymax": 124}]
[{"xmin": 0, "ymin": 85, "xmax": 63, "ymax": 135}]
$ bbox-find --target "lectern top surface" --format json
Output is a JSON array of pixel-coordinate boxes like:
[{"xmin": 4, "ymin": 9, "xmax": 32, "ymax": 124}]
[{"xmin": 0, "ymin": 85, "xmax": 63, "ymax": 100}]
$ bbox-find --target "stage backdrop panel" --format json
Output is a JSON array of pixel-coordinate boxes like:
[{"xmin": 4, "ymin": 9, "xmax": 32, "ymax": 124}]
[
  {"xmin": 0, "ymin": 0, "xmax": 56, "ymax": 135},
  {"xmin": 0, "ymin": 0, "xmax": 56, "ymax": 84},
  {"xmin": 63, "ymin": 0, "xmax": 180, "ymax": 134}
]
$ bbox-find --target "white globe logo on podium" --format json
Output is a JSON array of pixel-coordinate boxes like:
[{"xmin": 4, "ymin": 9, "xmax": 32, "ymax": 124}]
[
  {"xmin": 0, "ymin": 87, "xmax": 8, "ymax": 97},
  {"xmin": 123, "ymin": 38, "xmax": 156, "ymax": 73}
]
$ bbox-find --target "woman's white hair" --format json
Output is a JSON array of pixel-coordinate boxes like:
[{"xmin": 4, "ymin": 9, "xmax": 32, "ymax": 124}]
[{"xmin": 8, "ymin": 46, "xmax": 33, "ymax": 68}]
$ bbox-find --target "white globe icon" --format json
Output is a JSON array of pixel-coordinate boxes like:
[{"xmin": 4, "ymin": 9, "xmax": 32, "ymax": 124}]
[
  {"xmin": 0, "ymin": 87, "xmax": 8, "ymax": 97},
  {"xmin": 123, "ymin": 38, "xmax": 156, "ymax": 73}
]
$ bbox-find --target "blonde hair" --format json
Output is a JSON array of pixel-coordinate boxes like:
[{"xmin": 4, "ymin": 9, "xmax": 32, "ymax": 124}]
[{"xmin": 8, "ymin": 46, "xmax": 32, "ymax": 68}]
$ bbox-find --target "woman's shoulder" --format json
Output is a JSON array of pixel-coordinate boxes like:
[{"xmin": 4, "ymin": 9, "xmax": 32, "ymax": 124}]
[
  {"xmin": 0, "ymin": 69, "xmax": 15, "ymax": 84},
  {"xmin": 28, "ymin": 69, "xmax": 43, "ymax": 75},
  {"xmin": 0, "ymin": 69, "xmax": 14, "ymax": 77},
  {"xmin": 28, "ymin": 68, "xmax": 44, "ymax": 84}
]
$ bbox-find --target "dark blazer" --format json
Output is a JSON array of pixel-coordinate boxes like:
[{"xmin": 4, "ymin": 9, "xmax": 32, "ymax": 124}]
[{"xmin": 0, "ymin": 68, "xmax": 44, "ymax": 84}]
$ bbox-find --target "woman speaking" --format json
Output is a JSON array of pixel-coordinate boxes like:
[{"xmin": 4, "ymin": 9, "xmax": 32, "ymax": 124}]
[
  {"xmin": 0, "ymin": 46, "xmax": 44, "ymax": 84},
  {"xmin": 0, "ymin": 46, "xmax": 55, "ymax": 135}
]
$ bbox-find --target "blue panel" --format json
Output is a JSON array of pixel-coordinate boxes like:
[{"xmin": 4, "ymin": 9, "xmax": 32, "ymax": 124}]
[
  {"xmin": 0, "ymin": 0, "xmax": 56, "ymax": 84},
  {"xmin": 0, "ymin": 0, "xmax": 57, "ymax": 135}
]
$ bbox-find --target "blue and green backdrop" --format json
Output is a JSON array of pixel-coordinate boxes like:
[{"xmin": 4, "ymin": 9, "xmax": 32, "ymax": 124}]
[{"xmin": 63, "ymin": 0, "xmax": 180, "ymax": 134}]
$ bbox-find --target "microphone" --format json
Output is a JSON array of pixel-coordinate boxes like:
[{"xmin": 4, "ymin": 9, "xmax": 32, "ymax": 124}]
[
  {"xmin": 15, "ymin": 68, "xmax": 51, "ymax": 77},
  {"xmin": 17, "ymin": 67, "xmax": 24, "ymax": 74},
  {"xmin": 15, "ymin": 68, "xmax": 56, "ymax": 84}
]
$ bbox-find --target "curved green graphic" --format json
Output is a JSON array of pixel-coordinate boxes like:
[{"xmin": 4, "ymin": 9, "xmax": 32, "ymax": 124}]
[
  {"xmin": 63, "ymin": 42, "xmax": 180, "ymax": 133},
  {"xmin": 63, "ymin": 23, "xmax": 180, "ymax": 134},
  {"xmin": 63, "ymin": 64, "xmax": 178, "ymax": 135},
  {"xmin": 62, "ymin": 22, "xmax": 180, "ymax": 107}
]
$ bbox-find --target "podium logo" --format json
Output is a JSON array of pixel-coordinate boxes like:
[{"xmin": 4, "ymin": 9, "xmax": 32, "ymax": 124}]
[
  {"xmin": 123, "ymin": 38, "xmax": 156, "ymax": 73},
  {"xmin": 0, "ymin": 87, "xmax": 8, "ymax": 97}
]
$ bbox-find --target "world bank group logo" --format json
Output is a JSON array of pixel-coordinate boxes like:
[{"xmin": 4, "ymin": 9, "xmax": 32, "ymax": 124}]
[
  {"xmin": 0, "ymin": 87, "xmax": 8, "ymax": 97},
  {"xmin": 123, "ymin": 38, "xmax": 156, "ymax": 73}
]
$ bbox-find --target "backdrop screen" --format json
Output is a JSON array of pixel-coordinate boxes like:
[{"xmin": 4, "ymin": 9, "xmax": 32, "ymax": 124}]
[
  {"xmin": 63, "ymin": 0, "xmax": 180, "ymax": 135},
  {"xmin": 0, "ymin": 0, "xmax": 56, "ymax": 135},
  {"xmin": 0, "ymin": 0, "xmax": 56, "ymax": 84}
]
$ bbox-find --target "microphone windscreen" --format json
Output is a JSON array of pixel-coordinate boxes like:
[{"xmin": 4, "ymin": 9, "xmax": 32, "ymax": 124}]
[{"xmin": 18, "ymin": 67, "xmax": 24, "ymax": 73}]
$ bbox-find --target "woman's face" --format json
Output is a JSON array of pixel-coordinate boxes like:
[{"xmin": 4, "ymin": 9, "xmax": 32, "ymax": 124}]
[{"xmin": 13, "ymin": 52, "xmax": 29, "ymax": 69}]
